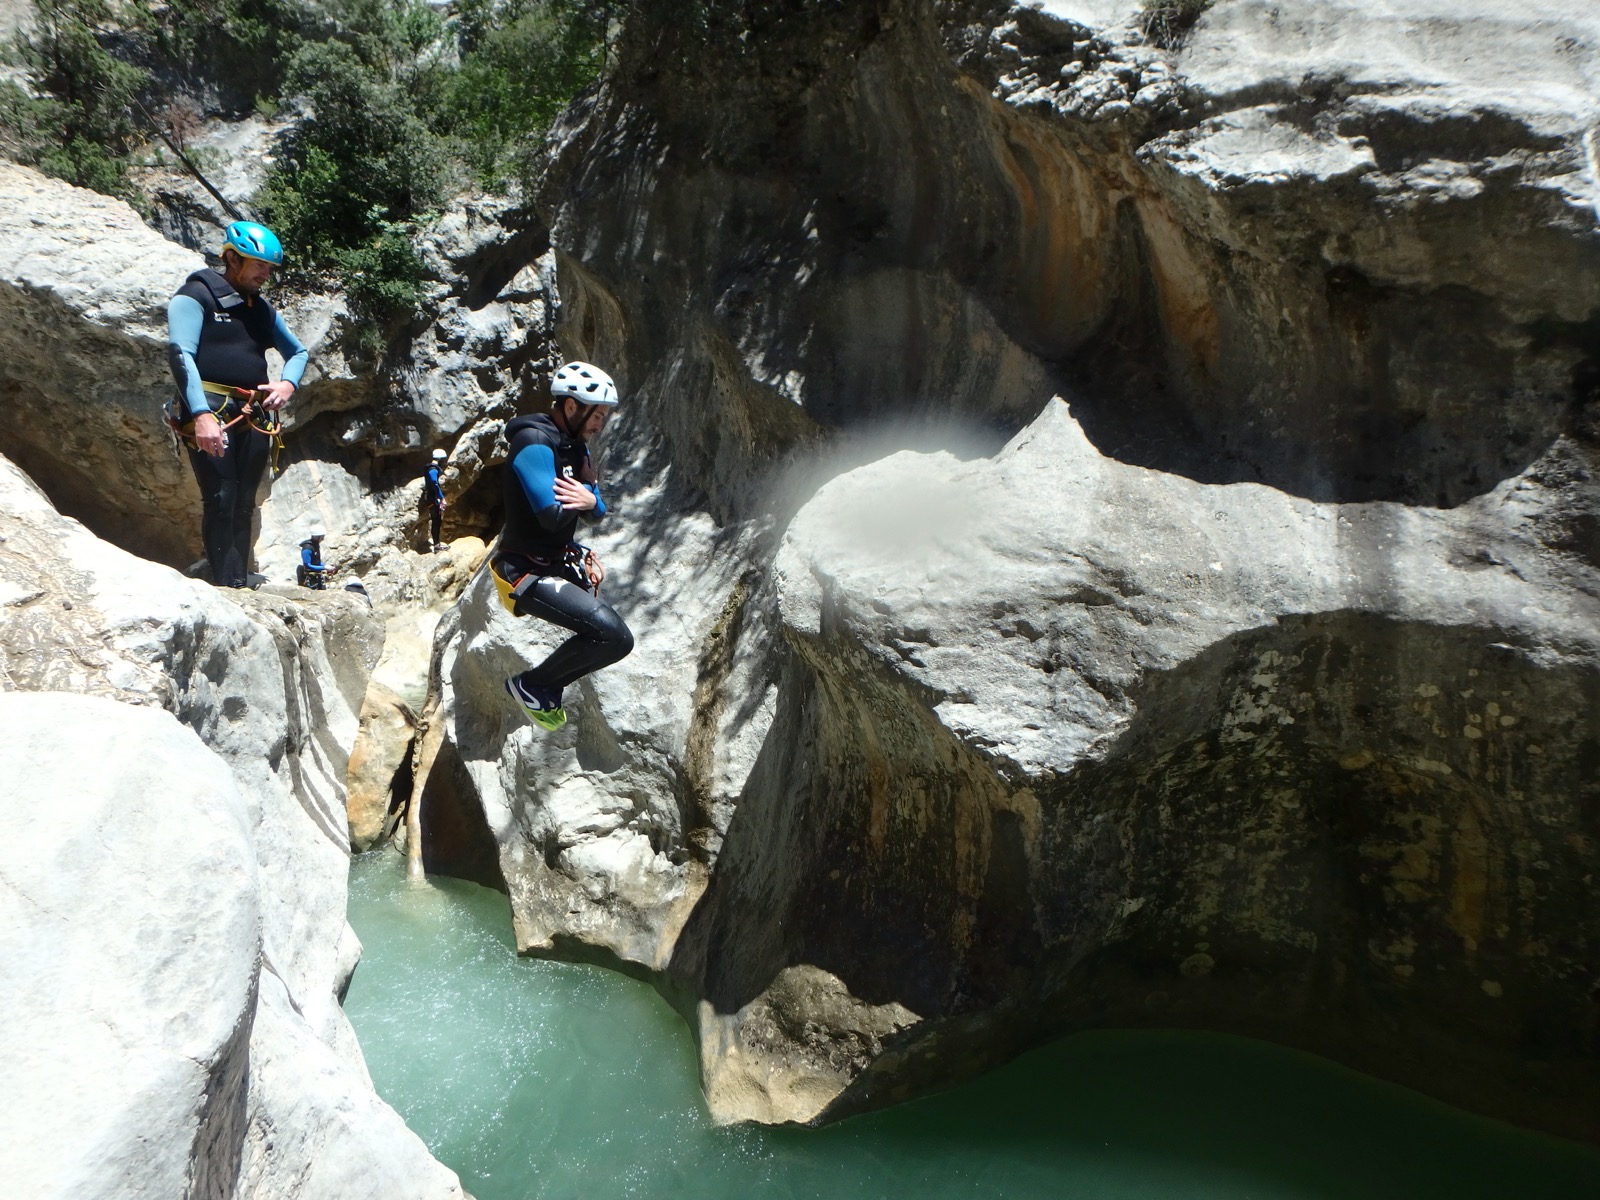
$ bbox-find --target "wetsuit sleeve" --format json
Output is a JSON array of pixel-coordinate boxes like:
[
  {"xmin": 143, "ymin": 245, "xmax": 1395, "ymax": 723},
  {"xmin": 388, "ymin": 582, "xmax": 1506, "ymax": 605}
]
[
  {"xmin": 166, "ymin": 294, "xmax": 211, "ymax": 418},
  {"xmin": 510, "ymin": 442, "xmax": 568, "ymax": 531},
  {"xmin": 579, "ymin": 448, "xmax": 605, "ymax": 521},
  {"xmin": 272, "ymin": 314, "xmax": 308, "ymax": 387}
]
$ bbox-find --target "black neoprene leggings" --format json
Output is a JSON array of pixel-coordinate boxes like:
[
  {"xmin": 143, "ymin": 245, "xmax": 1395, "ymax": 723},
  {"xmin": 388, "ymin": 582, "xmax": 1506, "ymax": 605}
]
[
  {"xmin": 187, "ymin": 425, "xmax": 269, "ymax": 587},
  {"xmin": 512, "ymin": 573, "xmax": 634, "ymax": 691}
]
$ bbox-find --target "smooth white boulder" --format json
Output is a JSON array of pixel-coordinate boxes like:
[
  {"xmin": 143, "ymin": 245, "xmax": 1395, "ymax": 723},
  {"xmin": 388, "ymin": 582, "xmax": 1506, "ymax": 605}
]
[{"xmin": 0, "ymin": 693, "xmax": 259, "ymax": 1199}]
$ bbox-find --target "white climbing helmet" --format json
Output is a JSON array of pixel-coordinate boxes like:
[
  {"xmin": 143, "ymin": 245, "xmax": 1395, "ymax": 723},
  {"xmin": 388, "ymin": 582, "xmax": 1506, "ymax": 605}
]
[
  {"xmin": 551, "ymin": 361, "xmax": 619, "ymax": 408},
  {"xmin": 306, "ymin": 523, "xmax": 326, "ymax": 540},
  {"xmin": 432, "ymin": 448, "xmax": 448, "ymax": 460}
]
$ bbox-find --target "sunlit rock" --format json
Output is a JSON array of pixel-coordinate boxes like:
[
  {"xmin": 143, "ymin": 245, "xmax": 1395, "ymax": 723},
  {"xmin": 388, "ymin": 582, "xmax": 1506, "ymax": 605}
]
[
  {"xmin": 347, "ymin": 680, "xmax": 415, "ymax": 852},
  {"xmin": 0, "ymin": 693, "xmax": 259, "ymax": 1199},
  {"xmin": 0, "ymin": 453, "xmax": 464, "ymax": 1195}
]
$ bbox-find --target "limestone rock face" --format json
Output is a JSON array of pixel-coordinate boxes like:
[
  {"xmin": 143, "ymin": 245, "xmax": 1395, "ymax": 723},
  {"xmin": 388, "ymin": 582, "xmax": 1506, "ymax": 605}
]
[
  {"xmin": 409, "ymin": 0, "xmax": 1600, "ymax": 1141},
  {"xmin": 0, "ymin": 160, "xmax": 205, "ymax": 566},
  {"xmin": 717, "ymin": 401, "xmax": 1600, "ymax": 1136},
  {"xmin": 0, "ymin": 694, "xmax": 260, "ymax": 1199},
  {"xmin": 424, "ymin": 396, "xmax": 1599, "ymax": 1136},
  {"xmin": 416, "ymin": 503, "xmax": 759, "ymax": 963},
  {"xmin": 0, "ymin": 454, "xmax": 465, "ymax": 1197},
  {"xmin": 537, "ymin": 0, "xmax": 1600, "ymax": 512},
  {"xmin": 347, "ymin": 680, "xmax": 416, "ymax": 852}
]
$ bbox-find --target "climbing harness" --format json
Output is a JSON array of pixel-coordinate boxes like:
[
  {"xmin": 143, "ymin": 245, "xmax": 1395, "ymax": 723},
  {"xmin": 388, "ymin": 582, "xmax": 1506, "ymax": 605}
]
[
  {"xmin": 491, "ymin": 545, "xmax": 602, "ymax": 616},
  {"xmin": 248, "ymin": 403, "xmax": 286, "ymax": 476},
  {"xmin": 168, "ymin": 381, "xmax": 287, "ymax": 473}
]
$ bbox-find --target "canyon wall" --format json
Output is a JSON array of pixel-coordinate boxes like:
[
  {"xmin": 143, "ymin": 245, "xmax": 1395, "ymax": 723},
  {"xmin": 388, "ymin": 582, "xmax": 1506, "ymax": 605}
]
[{"xmin": 418, "ymin": 0, "xmax": 1600, "ymax": 1142}]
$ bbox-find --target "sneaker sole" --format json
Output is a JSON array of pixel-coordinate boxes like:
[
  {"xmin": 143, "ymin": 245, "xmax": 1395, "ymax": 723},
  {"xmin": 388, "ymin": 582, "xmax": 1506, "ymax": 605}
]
[
  {"xmin": 530, "ymin": 706, "xmax": 567, "ymax": 731},
  {"xmin": 505, "ymin": 678, "xmax": 567, "ymax": 731}
]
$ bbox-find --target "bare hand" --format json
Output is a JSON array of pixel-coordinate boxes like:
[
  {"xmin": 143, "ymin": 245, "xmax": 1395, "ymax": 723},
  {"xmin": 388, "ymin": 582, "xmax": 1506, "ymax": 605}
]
[
  {"xmin": 193, "ymin": 411, "xmax": 226, "ymax": 458},
  {"xmin": 257, "ymin": 380, "xmax": 296, "ymax": 411},
  {"xmin": 554, "ymin": 476, "xmax": 596, "ymax": 512}
]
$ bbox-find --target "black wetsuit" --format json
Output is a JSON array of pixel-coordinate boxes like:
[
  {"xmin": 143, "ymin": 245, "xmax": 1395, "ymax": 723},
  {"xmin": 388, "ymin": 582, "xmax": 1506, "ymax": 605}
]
[
  {"xmin": 166, "ymin": 269, "xmax": 305, "ymax": 587},
  {"xmin": 298, "ymin": 539, "xmax": 328, "ymax": 589},
  {"xmin": 497, "ymin": 413, "xmax": 633, "ymax": 692},
  {"xmin": 424, "ymin": 463, "xmax": 445, "ymax": 548}
]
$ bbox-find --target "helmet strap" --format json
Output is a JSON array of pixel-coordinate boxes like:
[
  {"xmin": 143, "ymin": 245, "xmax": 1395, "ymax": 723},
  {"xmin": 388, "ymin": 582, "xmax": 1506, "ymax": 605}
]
[{"xmin": 555, "ymin": 397, "xmax": 589, "ymax": 430}]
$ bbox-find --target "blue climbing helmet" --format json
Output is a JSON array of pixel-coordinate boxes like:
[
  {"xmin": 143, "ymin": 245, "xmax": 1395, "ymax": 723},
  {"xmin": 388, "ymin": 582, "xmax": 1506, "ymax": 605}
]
[{"xmin": 222, "ymin": 220, "xmax": 284, "ymax": 266}]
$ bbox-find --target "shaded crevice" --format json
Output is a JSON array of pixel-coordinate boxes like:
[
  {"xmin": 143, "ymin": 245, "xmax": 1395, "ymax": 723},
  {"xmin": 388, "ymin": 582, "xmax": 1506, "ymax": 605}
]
[
  {"xmin": 461, "ymin": 210, "xmax": 551, "ymax": 311},
  {"xmin": 419, "ymin": 733, "xmax": 508, "ymax": 895},
  {"xmin": 186, "ymin": 970, "xmax": 255, "ymax": 1200}
]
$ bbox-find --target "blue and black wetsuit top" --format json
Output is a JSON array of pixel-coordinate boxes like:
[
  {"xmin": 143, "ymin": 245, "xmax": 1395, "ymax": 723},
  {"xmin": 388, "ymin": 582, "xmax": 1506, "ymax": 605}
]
[
  {"xmin": 500, "ymin": 413, "xmax": 605, "ymax": 566},
  {"xmin": 424, "ymin": 464, "xmax": 445, "ymax": 506},
  {"xmin": 300, "ymin": 540, "xmax": 327, "ymax": 572},
  {"xmin": 166, "ymin": 268, "xmax": 308, "ymax": 418}
]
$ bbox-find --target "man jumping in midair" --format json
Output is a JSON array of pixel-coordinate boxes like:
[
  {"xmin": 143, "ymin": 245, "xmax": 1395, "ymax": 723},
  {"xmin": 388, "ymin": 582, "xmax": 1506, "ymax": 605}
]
[{"xmin": 493, "ymin": 362, "xmax": 633, "ymax": 731}]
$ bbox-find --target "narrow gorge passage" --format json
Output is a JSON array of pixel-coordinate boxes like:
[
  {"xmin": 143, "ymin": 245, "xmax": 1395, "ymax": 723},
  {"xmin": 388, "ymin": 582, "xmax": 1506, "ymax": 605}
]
[{"xmin": 345, "ymin": 852, "xmax": 1600, "ymax": 1200}]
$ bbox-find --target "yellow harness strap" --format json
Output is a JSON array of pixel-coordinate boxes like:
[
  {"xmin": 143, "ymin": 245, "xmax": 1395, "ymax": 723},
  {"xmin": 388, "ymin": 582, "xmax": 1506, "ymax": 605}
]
[
  {"xmin": 491, "ymin": 562, "xmax": 520, "ymax": 615},
  {"xmin": 172, "ymin": 383, "xmax": 286, "ymax": 473}
]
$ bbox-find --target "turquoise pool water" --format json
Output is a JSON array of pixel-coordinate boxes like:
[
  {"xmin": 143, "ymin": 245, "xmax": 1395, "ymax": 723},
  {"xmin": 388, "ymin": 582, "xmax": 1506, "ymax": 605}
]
[{"xmin": 345, "ymin": 851, "xmax": 1600, "ymax": 1199}]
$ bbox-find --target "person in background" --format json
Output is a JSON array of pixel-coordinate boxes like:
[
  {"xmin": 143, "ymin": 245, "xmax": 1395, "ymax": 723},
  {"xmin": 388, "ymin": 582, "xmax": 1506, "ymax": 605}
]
[
  {"xmin": 424, "ymin": 447, "xmax": 448, "ymax": 552},
  {"xmin": 165, "ymin": 220, "xmax": 307, "ymax": 588},
  {"xmin": 492, "ymin": 362, "xmax": 632, "ymax": 732},
  {"xmin": 297, "ymin": 525, "xmax": 331, "ymax": 590}
]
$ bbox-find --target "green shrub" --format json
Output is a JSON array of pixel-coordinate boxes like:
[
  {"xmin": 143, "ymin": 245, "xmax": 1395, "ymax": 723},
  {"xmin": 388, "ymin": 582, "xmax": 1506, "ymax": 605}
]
[
  {"xmin": 1, "ymin": 0, "xmax": 149, "ymax": 196},
  {"xmin": 444, "ymin": 0, "xmax": 607, "ymax": 184},
  {"xmin": 2, "ymin": 0, "xmax": 609, "ymax": 337},
  {"xmin": 267, "ymin": 37, "xmax": 453, "ymax": 238},
  {"xmin": 150, "ymin": 0, "xmax": 314, "ymax": 110},
  {"xmin": 320, "ymin": 214, "xmax": 430, "ymax": 355},
  {"xmin": 257, "ymin": 30, "xmax": 453, "ymax": 329}
]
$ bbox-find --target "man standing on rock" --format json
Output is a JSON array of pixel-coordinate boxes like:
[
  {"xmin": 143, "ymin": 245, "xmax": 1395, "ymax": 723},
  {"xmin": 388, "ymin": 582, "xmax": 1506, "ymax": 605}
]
[
  {"xmin": 493, "ymin": 362, "xmax": 632, "ymax": 731},
  {"xmin": 165, "ymin": 220, "xmax": 307, "ymax": 588},
  {"xmin": 424, "ymin": 447, "xmax": 448, "ymax": 552}
]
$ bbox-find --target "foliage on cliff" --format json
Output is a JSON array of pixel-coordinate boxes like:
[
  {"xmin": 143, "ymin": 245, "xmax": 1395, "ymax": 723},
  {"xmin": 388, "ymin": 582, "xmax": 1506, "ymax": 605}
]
[
  {"xmin": 0, "ymin": 0, "xmax": 610, "ymax": 328},
  {"xmin": 0, "ymin": 0, "xmax": 150, "ymax": 199}
]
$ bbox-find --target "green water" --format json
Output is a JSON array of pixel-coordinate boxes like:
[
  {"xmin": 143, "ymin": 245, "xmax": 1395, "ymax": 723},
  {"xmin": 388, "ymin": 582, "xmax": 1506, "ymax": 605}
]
[{"xmin": 345, "ymin": 852, "xmax": 1599, "ymax": 1200}]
